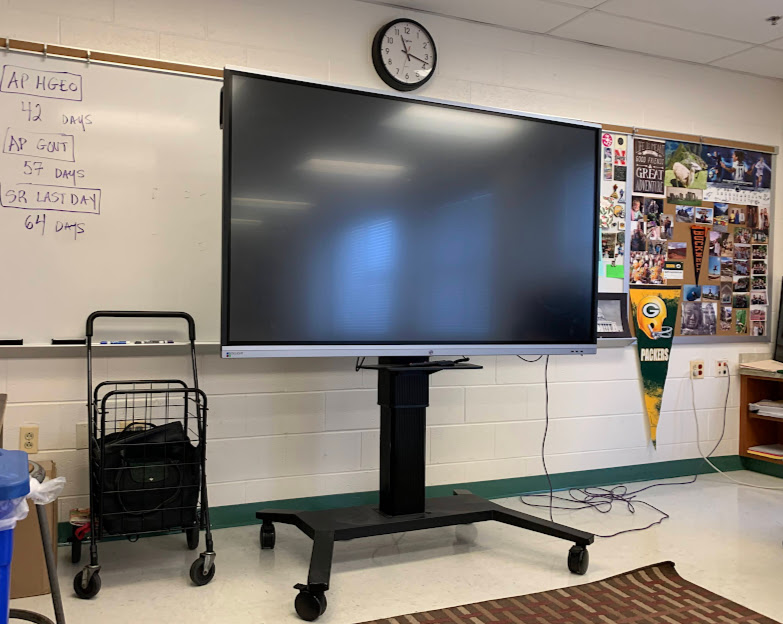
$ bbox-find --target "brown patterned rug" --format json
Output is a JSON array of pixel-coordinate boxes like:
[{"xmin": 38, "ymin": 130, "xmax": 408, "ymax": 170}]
[{"xmin": 359, "ymin": 561, "xmax": 779, "ymax": 624}]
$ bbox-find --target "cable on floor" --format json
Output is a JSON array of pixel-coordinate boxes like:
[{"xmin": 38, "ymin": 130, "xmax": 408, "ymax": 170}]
[{"xmin": 516, "ymin": 355, "xmax": 730, "ymax": 538}]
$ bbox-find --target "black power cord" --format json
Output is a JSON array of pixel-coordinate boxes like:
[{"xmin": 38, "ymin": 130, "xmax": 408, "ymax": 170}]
[
  {"xmin": 517, "ymin": 355, "xmax": 543, "ymax": 363},
  {"xmin": 518, "ymin": 354, "xmax": 731, "ymax": 538},
  {"xmin": 541, "ymin": 355, "xmax": 553, "ymax": 521}
]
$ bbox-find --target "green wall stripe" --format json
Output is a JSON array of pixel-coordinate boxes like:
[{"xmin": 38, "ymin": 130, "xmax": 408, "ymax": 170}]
[
  {"xmin": 57, "ymin": 454, "xmax": 750, "ymax": 544},
  {"xmin": 740, "ymin": 456, "xmax": 783, "ymax": 478}
]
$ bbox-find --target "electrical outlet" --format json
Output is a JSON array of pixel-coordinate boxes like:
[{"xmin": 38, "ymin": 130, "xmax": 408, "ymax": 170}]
[
  {"xmin": 76, "ymin": 422, "xmax": 89, "ymax": 450},
  {"xmin": 716, "ymin": 359, "xmax": 729, "ymax": 377},
  {"xmin": 690, "ymin": 360, "xmax": 704, "ymax": 379},
  {"xmin": 20, "ymin": 425, "xmax": 39, "ymax": 454}
]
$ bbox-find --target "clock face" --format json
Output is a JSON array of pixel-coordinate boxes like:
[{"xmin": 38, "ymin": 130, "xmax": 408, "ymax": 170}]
[{"xmin": 372, "ymin": 19, "xmax": 437, "ymax": 91}]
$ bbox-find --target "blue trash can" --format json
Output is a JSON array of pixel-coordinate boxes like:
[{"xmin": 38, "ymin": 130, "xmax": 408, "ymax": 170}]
[{"xmin": 0, "ymin": 450, "xmax": 30, "ymax": 622}]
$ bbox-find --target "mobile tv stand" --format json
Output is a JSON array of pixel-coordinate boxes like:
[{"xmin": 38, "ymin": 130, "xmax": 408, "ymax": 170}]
[{"xmin": 255, "ymin": 357, "xmax": 594, "ymax": 621}]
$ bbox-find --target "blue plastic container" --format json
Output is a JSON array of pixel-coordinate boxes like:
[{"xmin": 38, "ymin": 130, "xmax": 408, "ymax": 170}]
[{"xmin": 0, "ymin": 449, "xmax": 30, "ymax": 623}]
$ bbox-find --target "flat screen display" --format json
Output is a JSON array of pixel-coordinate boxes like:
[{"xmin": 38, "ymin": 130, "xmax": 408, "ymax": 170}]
[{"xmin": 222, "ymin": 69, "xmax": 599, "ymax": 356}]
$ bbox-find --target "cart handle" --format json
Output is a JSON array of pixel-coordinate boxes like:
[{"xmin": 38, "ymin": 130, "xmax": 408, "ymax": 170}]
[{"xmin": 86, "ymin": 311, "xmax": 196, "ymax": 341}]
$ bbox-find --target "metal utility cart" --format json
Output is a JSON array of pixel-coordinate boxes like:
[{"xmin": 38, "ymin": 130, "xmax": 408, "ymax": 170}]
[{"xmin": 73, "ymin": 311, "xmax": 216, "ymax": 598}]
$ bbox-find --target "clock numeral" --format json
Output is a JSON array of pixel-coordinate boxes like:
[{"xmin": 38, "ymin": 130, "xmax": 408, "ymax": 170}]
[
  {"xmin": 395, "ymin": 68, "xmax": 399, "ymax": 74},
  {"xmin": 388, "ymin": 58, "xmax": 392, "ymax": 65},
  {"xmin": 405, "ymin": 73, "xmax": 409, "ymax": 80},
  {"xmin": 425, "ymin": 53, "xmax": 429, "ymax": 60},
  {"xmin": 423, "ymin": 42, "xmax": 427, "ymax": 49},
  {"xmin": 385, "ymin": 47, "xmax": 390, "ymax": 53},
  {"xmin": 394, "ymin": 27, "xmax": 400, "ymax": 35},
  {"xmin": 404, "ymin": 26, "xmax": 410, "ymax": 34},
  {"xmin": 416, "ymin": 30, "xmax": 420, "ymax": 38},
  {"xmin": 386, "ymin": 36, "xmax": 393, "ymax": 44}
]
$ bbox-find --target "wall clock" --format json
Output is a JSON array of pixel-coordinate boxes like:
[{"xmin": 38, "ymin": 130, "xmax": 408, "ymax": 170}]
[{"xmin": 372, "ymin": 19, "xmax": 437, "ymax": 91}]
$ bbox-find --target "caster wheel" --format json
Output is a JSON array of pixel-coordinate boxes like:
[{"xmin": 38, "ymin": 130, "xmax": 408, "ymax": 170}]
[
  {"xmin": 260, "ymin": 523, "xmax": 276, "ymax": 549},
  {"xmin": 71, "ymin": 538, "xmax": 82, "ymax": 564},
  {"xmin": 295, "ymin": 589, "xmax": 327, "ymax": 621},
  {"xmin": 189, "ymin": 557, "xmax": 216, "ymax": 586},
  {"xmin": 73, "ymin": 571, "xmax": 101, "ymax": 599},
  {"xmin": 186, "ymin": 527, "xmax": 200, "ymax": 550},
  {"xmin": 567, "ymin": 545, "xmax": 589, "ymax": 575}
]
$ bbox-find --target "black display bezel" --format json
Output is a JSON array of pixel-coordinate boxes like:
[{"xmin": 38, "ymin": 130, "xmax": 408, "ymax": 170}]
[{"xmin": 221, "ymin": 68, "xmax": 601, "ymax": 351}]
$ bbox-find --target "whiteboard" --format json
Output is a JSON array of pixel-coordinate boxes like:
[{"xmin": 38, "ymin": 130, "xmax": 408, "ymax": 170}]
[{"xmin": 0, "ymin": 50, "xmax": 222, "ymax": 344}]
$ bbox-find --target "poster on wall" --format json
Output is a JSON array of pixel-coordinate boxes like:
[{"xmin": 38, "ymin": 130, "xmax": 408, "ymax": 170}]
[
  {"xmin": 702, "ymin": 143, "xmax": 773, "ymax": 207},
  {"xmin": 634, "ymin": 139, "xmax": 665, "ymax": 195},
  {"xmin": 630, "ymin": 287, "xmax": 679, "ymax": 448},
  {"xmin": 599, "ymin": 132, "xmax": 628, "ymax": 279},
  {"xmin": 665, "ymin": 141, "xmax": 707, "ymax": 189}
]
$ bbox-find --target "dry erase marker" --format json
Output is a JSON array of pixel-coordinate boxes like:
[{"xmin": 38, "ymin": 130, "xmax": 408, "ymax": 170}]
[{"xmin": 142, "ymin": 340, "xmax": 175, "ymax": 344}]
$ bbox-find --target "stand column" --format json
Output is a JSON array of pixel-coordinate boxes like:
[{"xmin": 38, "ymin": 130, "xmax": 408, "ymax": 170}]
[{"xmin": 377, "ymin": 356, "xmax": 430, "ymax": 516}]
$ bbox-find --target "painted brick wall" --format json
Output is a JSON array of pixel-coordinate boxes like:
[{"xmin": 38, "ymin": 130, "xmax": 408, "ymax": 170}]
[{"xmin": 1, "ymin": 0, "xmax": 781, "ymax": 520}]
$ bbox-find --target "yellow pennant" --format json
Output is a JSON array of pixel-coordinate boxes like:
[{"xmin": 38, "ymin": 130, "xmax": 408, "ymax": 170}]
[{"xmin": 629, "ymin": 287, "xmax": 680, "ymax": 448}]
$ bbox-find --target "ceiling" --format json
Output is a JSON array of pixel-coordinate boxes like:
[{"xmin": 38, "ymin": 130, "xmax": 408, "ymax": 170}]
[{"xmin": 360, "ymin": 0, "xmax": 783, "ymax": 80}]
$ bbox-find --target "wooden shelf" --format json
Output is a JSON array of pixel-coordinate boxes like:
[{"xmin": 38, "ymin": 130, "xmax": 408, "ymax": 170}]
[
  {"xmin": 748, "ymin": 412, "xmax": 783, "ymax": 424},
  {"xmin": 740, "ymin": 374, "xmax": 783, "ymax": 467}
]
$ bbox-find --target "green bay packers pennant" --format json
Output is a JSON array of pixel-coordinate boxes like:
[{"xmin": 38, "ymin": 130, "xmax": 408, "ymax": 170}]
[{"xmin": 629, "ymin": 287, "xmax": 680, "ymax": 449}]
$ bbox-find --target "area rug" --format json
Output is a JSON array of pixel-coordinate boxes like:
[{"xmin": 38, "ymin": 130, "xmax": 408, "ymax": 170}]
[{"xmin": 359, "ymin": 561, "xmax": 779, "ymax": 624}]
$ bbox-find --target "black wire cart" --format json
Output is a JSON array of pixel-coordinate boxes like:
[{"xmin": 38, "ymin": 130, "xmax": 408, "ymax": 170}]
[{"xmin": 73, "ymin": 311, "xmax": 216, "ymax": 599}]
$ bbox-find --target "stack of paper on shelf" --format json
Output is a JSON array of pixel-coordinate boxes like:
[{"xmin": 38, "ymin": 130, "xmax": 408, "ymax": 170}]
[
  {"xmin": 747, "ymin": 444, "xmax": 783, "ymax": 460},
  {"xmin": 748, "ymin": 399, "xmax": 783, "ymax": 419},
  {"xmin": 739, "ymin": 360, "xmax": 783, "ymax": 374}
]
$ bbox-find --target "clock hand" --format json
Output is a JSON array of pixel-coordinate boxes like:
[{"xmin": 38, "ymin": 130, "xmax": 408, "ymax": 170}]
[
  {"xmin": 400, "ymin": 38, "xmax": 411, "ymax": 61},
  {"xmin": 408, "ymin": 53, "xmax": 429, "ymax": 66}
]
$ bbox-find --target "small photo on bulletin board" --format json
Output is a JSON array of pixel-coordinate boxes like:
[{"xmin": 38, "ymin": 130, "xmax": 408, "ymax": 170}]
[{"xmin": 597, "ymin": 293, "xmax": 632, "ymax": 338}]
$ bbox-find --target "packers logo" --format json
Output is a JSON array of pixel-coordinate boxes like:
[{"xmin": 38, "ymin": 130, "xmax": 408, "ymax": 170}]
[
  {"xmin": 642, "ymin": 301, "xmax": 661, "ymax": 319},
  {"xmin": 636, "ymin": 295, "xmax": 673, "ymax": 340}
]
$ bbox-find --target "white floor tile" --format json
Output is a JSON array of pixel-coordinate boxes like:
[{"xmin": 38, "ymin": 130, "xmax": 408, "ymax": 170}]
[{"xmin": 12, "ymin": 471, "xmax": 783, "ymax": 624}]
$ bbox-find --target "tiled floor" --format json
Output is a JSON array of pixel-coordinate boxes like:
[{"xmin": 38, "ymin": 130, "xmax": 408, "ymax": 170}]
[{"xmin": 12, "ymin": 470, "xmax": 783, "ymax": 623}]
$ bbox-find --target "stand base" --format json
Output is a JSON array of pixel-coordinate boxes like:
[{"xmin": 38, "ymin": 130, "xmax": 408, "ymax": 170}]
[{"xmin": 257, "ymin": 490, "xmax": 594, "ymax": 621}]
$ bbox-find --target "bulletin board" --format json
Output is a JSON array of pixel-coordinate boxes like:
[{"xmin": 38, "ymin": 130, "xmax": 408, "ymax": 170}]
[{"xmin": 599, "ymin": 126, "xmax": 776, "ymax": 341}]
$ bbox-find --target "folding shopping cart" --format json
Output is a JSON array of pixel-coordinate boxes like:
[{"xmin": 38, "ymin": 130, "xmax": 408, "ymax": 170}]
[{"xmin": 73, "ymin": 311, "xmax": 215, "ymax": 598}]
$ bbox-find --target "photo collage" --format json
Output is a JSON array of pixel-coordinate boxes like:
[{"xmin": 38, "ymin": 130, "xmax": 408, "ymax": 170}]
[
  {"xmin": 599, "ymin": 132, "xmax": 628, "ymax": 280},
  {"xmin": 623, "ymin": 137, "xmax": 773, "ymax": 338}
]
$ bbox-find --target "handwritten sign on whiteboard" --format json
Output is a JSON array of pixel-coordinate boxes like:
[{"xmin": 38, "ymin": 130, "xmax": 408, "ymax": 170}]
[
  {"xmin": 0, "ymin": 182, "xmax": 100, "ymax": 214},
  {"xmin": 0, "ymin": 65, "xmax": 83, "ymax": 101},
  {"xmin": 3, "ymin": 128, "xmax": 76, "ymax": 162}
]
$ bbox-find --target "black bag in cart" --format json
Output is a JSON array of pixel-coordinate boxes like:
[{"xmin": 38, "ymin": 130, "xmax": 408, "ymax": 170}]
[{"xmin": 98, "ymin": 421, "xmax": 200, "ymax": 535}]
